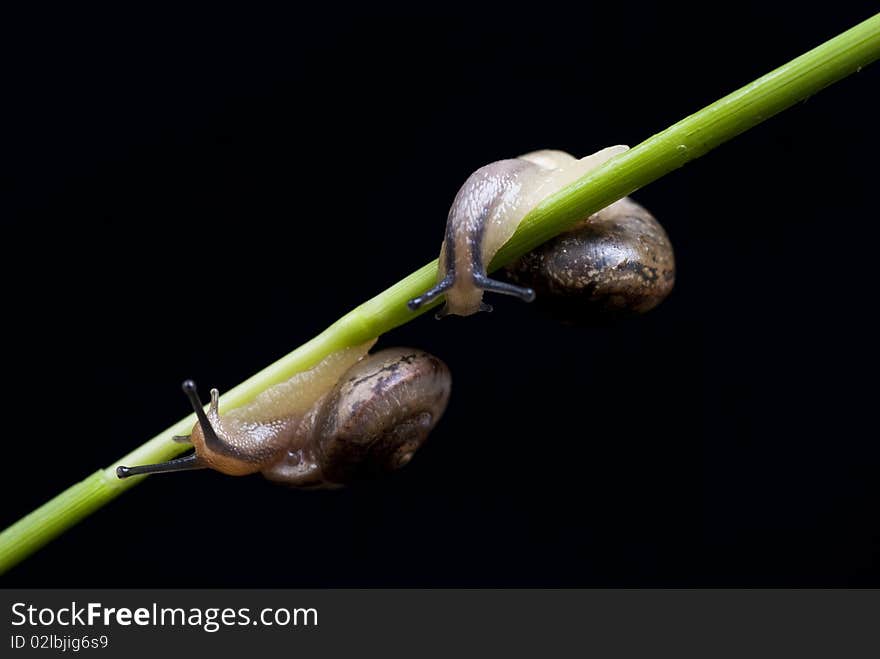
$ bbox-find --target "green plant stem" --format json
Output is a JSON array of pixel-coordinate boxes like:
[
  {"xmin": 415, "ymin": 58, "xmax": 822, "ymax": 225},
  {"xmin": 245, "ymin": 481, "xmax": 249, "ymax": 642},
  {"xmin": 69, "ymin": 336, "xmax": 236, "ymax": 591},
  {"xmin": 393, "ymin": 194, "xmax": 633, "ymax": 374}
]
[{"xmin": 2, "ymin": 13, "xmax": 879, "ymax": 576}]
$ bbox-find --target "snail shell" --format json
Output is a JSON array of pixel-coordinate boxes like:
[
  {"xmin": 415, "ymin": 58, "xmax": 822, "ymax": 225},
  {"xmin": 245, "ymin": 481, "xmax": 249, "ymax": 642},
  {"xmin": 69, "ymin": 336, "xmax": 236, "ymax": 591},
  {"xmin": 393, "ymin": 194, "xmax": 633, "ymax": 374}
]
[
  {"xmin": 504, "ymin": 196, "xmax": 675, "ymax": 320},
  {"xmin": 264, "ymin": 348, "xmax": 451, "ymax": 487}
]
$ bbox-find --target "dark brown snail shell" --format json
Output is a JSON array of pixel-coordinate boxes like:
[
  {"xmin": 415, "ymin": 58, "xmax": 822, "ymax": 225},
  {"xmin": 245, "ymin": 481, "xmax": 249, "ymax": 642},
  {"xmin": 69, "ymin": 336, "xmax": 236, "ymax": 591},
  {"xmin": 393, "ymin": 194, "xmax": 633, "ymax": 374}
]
[
  {"xmin": 504, "ymin": 197, "xmax": 675, "ymax": 321},
  {"xmin": 263, "ymin": 348, "xmax": 451, "ymax": 487},
  {"xmin": 314, "ymin": 347, "xmax": 451, "ymax": 485}
]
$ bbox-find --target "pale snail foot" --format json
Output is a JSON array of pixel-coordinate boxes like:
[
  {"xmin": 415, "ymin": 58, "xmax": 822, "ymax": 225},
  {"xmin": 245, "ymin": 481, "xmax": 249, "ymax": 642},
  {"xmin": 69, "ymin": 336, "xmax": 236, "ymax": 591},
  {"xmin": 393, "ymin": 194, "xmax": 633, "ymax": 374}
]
[{"xmin": 433, "ymin": 302, "xmax": 492, "ymax": 319}]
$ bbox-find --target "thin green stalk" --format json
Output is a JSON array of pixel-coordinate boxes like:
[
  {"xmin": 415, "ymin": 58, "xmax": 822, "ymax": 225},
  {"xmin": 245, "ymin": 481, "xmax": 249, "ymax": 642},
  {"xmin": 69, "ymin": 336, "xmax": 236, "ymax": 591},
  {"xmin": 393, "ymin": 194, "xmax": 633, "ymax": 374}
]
[{"xmin": 2, "ymin": 13, "xmax": 879, "ymax": 576}]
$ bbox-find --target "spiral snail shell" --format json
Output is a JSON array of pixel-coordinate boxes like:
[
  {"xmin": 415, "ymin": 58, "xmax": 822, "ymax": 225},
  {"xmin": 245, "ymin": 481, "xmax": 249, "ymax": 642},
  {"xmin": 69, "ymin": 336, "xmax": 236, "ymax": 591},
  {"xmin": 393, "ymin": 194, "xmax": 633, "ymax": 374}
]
[{"xmin": 505, "ymin": 196, "xmax": 675, "ymax": 320}]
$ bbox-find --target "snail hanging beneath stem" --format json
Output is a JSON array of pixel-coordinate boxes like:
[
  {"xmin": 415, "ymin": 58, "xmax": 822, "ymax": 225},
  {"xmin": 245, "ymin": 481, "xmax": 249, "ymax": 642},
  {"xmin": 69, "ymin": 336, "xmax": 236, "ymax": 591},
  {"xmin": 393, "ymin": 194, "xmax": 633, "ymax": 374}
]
[
  {"xmin": 117, "ymin": 342, "xmax": 452, "ymax": 488},
  {"xmin": 408, "ymin": 147, "xmax": 675, "ymax": 318}
]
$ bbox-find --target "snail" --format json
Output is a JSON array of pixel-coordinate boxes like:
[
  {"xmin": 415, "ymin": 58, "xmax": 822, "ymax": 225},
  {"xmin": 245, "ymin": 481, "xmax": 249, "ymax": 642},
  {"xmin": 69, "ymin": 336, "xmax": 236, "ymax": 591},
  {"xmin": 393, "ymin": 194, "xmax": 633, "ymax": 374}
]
[
  {"xmin": 407, "ymin": 146, "xmax": 631, "ymax": 317},
  {"xmin": 505, "ymin": 195, "xmax": 675, "ymax": 320},
  {"xmin": 116, "ymin": 341, "xmax": 452, "ymax": 488}
]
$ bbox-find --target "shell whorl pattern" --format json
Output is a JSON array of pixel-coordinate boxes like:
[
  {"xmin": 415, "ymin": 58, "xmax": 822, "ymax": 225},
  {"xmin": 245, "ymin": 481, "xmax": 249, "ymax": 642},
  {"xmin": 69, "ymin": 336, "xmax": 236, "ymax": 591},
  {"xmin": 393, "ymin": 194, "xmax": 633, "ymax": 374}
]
[
  {"xmin": 261, "ymin": 348, "xmax": 451, "ymax": 487},
  {"xmin": 312, "ymin": 347, "xmax": 451, "ymax": 485}
]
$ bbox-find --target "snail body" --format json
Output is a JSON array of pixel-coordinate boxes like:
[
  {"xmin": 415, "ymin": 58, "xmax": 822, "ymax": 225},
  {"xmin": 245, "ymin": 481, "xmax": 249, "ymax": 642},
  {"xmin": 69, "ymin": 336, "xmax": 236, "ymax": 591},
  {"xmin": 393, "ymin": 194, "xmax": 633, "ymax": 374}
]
[
  {"xmin": 118, "ymin": 342, "xmax": 452, "ymax": 488},
  {"xmin": 407, "ymin": 145, "xmax": 629, "ymax": 317}
]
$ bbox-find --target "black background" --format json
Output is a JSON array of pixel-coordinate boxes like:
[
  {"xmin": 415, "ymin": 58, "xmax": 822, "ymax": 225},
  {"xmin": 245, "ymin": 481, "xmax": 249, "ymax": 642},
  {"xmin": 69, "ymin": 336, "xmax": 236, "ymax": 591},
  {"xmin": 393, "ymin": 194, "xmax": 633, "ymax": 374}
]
[{"xmin": 2, "ymin": 5, "xmax": 878, "ymax": 586}]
